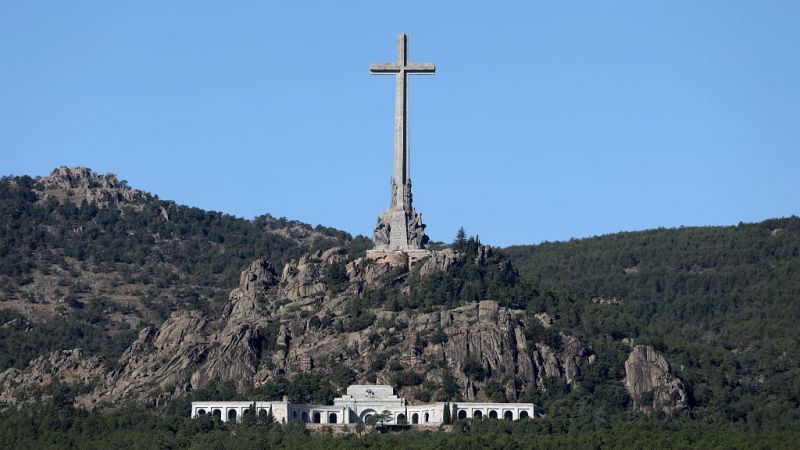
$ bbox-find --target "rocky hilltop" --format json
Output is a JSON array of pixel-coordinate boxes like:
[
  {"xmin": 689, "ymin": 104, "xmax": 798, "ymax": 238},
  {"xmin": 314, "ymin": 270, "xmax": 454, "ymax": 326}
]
[{"xmin": 37, "ymin": 166, "xmax": 150, "ymax": 208}]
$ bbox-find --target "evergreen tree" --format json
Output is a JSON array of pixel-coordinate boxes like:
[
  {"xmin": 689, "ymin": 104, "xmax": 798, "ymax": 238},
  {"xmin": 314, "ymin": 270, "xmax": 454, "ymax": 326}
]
[
  {"xmin": 259, "ymin": 405, "xmax": 275, "ymax": 426},
  {"xmin": 440, "ymin": 369, "xmax": 460, "ymax": 400},
  {"xmin": 454, "ymin": 227, "xmax": 467, "ymax": 251}
]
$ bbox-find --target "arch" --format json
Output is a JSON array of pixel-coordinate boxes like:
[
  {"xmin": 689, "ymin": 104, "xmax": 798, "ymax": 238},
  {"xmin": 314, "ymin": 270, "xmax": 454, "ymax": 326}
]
[
  {"xmin": 328, "ymin": 412, "xmax": 338, "ymax": 424},
  {"xmin": 473, "ymin": 410, "xmax": 483, "ymax": 419},
  {"xmin": 411, "ymin": 413, "xmax": 419, "ymax": 424},
  {"xmin": 397, "ymin": 413, "xmax": 406, "ymax": 424},
  {"xmin": 489, "ymin": 410, "xmax": 498, "ymax": 419},
  {"xmin": 212, "ymin": 409, "xmax": 222, "ymax": 420},
  {"xmin": 424, "ymin": 412, "xmax": 429, "ymax": 423},
  {"xmin": 313, "ymin": 412, "xmax": 321, "ymax": 423},
  {"xmin": 301, "ymin": 412, "xmax": 308, "ymax": 423},
  {"xmin": 259, "ymin": 409, "xmax": 268, "ymax": 419},
  {"xmin": 457, "ymin": 410, "xmax": 467, "ymax": 420},
  {"xmin": 503, "ymin": 410, "xmax": 513, "ymax": 420},
  {"xmin": 520, "ymin": 411, "xmax": 530, "ymax": 419},
  {"xmin": 360, "ymin": 408, "xmax": 378, "ymax": 423},
  {"xmin": 227, "ymin": 409, "xmax": 237, "ymax": 422},
  {"xmin": 242, "ymin": 408, "xmax": 252, "ymax": 418},
  {"xmin": 196, "ymin": 409, "xmax": 207, "ymax": 416}
]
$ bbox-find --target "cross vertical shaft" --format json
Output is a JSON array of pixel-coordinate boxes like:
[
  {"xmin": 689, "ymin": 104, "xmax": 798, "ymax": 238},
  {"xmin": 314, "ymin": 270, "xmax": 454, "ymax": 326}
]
[
  {"xmin": 370, "ymin": 33, "xmax": 435, "ymax": 212},
  {"xmin": 395, "ymin": 33, "xmax": 408, "ymax": 196}
]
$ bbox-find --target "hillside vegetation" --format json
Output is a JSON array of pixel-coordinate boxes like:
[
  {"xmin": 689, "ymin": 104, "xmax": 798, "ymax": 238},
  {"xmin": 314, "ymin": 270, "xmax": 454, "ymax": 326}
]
[
  {"xmin": 0, "ymin": 168, "xmax": 365, "ymax": 371},
  {"xmin": 1, "ymin": 167, "xmax": 798, "ymax": 447},
  {"xmin": 504, "ymin": 218, "xmax": 800, "ymax": 424}
]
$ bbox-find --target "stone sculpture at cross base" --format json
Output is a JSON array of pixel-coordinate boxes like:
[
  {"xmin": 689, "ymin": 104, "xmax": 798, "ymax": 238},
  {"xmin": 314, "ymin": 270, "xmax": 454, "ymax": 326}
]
[
  {"xmin": 366, "ymin": 33, "xmax": 434, "ymax": 261},
  {"xmin": 372, "ymin": 180, "xmax": 429, "ymax": 251}
]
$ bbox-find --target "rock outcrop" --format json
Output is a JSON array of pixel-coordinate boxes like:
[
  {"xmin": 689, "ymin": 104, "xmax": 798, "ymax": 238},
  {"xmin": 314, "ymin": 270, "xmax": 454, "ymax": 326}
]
[
  {"xmin": 280, "ymin": 255, "xmax": 327, "ymax": 302},
  {"xmin": 530, "ymin": 334, "xmax": 586, "ymax": 388},
  {"xmin": 0, "ymin": 349, "xmax": 105, "ymax": 409},
  {"xmin": 346, "ymin": 257, "xmax": 394, "ymax": 286},
  {"xmin": 85, "ymin": 312, "xmax": 212, "ymax": 408},
  {"xmin": 37, "ymin": 166, "xmax": 149, "ymax": 207},
  {"xmin": 623, "ymin": 345, "xmax": 688, "ymax": 415},
  {"xmin": 417, "ymin": 249, "xmax": 464, "ymax": 277},
  {"xmin": 225, "ymin": 259, "xmax": 278, "ymax": 320}
]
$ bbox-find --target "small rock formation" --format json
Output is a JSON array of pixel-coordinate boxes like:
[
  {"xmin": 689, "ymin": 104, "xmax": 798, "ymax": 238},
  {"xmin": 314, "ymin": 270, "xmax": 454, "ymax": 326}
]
[
  {"xmin": 254, "ymin": 214, "xmax": 341, "ymax": 248},
  {"xmin": 346, "ymin": 257, "xmax": 395, "ymax": 286},
  {"xmin": 37, "ymin": 166, "xmax": 149, "ymax": 208},
  {"xmin": 474, "ymin": 245, "xmax": 492, "ymax": 265},
  {"xmin": 280, "ymin": 255, "xmax": 327, "ymax": 301},
  {"xmin": 319, "ymin": 247, "xmax": 349, "ymax": 264},
  {"xmin": 225, "ymin": 259, "xmax": 278, "ymax": 319},
  {"xmin": 591, "ymin": 296, "xmax": 623, "ymax": 305},
  {"xmin": 529, "ymin": 334, "xmax": 586, "ymax": 389},
  {"xmin": 0, "ymin": 349, "xmax": 105, "ymax": 409},
  {"xmin": 533, "ymin": 312, "xmax": 554, "ymax": 328},
  {"xmin": 417, "ymin": 249, "xmax": 464, "ymax": 277},
  {"xmin": 623, "ymin": 345, "xmax": 688, "ymax": 415}
]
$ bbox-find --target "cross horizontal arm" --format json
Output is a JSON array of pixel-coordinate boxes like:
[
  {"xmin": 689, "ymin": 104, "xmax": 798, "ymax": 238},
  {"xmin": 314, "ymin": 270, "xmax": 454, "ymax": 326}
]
[
  {"xmin": 405, "ymin": 63, "xmax": 435, "ymax": 73},
  {"xmin": 370, "ymin": 63, "xmax": 401, "ymax": 73},
  {"xmin": 370, "ymin": 63, "xmax": 436, "ymax": 74}
]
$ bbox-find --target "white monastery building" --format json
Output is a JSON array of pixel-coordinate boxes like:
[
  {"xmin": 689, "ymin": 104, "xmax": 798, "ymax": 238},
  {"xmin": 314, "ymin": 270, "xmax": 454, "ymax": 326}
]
[{"xmin": 191, "ymin": 384, "xmax": 535, "ymax": 425}]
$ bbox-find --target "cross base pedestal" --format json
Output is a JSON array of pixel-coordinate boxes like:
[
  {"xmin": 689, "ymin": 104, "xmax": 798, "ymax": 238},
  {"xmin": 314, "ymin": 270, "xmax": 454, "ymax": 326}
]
[{"xmin": 366, "ymin": 249, "xmax": 430, "ymax": 267}]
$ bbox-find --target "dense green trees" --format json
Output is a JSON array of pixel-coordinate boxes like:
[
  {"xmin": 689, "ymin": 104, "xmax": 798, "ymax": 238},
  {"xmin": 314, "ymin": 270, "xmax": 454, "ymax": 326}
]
[
  {"xmin": 504, "ymin": 217, "xmax": 800, "ymax": 427},
  {"xmin": 0, "ymin": 403, "xmax": 797, "ymax": 449},
  {"xmin": 0, "ymin": 309, "xmax": 136, "ymax": 371},
  {"xmin": 361, "ymin": 234, "xmax": 538, "ymax": 312}
]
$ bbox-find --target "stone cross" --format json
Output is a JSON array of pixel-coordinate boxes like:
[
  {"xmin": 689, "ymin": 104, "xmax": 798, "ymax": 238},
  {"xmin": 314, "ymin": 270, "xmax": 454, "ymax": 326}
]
[
  {"xmin": 367, "ymin": 33, "xmax": 434, "ymax": 254},
  {"xmin": 370, "ymin": 33, "xmax": 435, "ymax": 211}
]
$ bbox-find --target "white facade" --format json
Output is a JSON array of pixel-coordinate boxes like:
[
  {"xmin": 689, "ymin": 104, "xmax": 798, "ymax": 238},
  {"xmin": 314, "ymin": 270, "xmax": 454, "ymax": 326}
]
[{"xmin": 191, "ymin": 384, "xmax": 535, "ymax": 425}]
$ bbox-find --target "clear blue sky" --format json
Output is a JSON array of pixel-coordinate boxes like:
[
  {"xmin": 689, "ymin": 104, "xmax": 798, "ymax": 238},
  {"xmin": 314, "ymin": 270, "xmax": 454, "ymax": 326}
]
[{"xmin": 1, "ymin": 1, "xmax": 798, "ymax": 246}]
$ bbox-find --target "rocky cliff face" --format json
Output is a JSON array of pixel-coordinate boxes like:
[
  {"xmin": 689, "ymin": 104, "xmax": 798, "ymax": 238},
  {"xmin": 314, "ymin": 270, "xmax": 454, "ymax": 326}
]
[
  {"xmin": 0, "ymin": 349, "xmax": 105, "ymax": 408},
  {"xmin": 412, "ymin": 300, "xmax": 588, "ymax": 399},
  {"xmin": 81, "ymin": 259, "xmax": 282, "ymax": 408},
  {"xmin": 623, "ymin": 345, "xmax": 688, "ymax": 415},
  {"xmin": 0, "ymin": 246, "xmax": 594, "ymax": 411}
]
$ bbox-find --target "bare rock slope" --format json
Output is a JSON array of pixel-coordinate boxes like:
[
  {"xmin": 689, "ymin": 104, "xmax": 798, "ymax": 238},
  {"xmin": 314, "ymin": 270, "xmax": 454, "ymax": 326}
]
[{"xmin": 623, "ymin": 344, "xmax": 688, "ymax": 415}]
